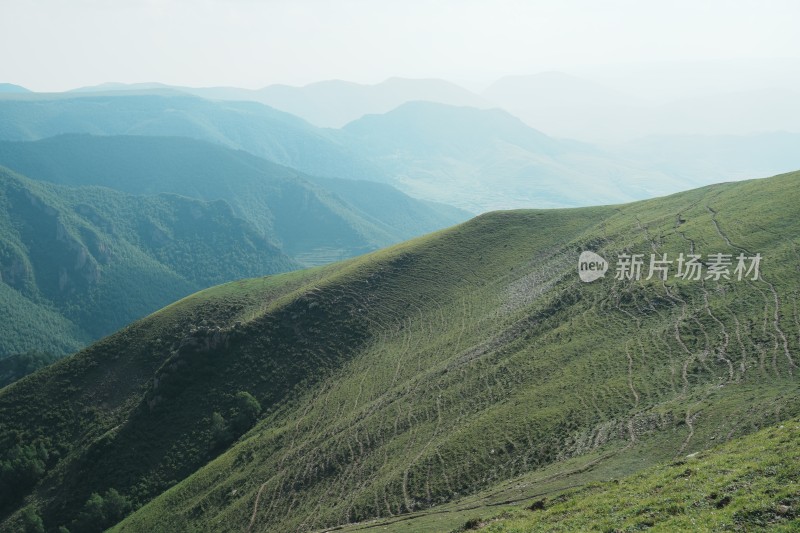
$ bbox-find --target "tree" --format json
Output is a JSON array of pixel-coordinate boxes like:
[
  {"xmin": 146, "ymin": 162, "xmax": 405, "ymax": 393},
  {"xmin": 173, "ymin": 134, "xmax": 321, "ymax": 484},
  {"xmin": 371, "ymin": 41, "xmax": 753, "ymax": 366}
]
[
  {"xmin": 72, "ymin": 488, "xmax": 132, "ymax": 533},
  {"xmin": 232, "ymin": 391, "xmax": 261, "ymax": 434},
  {"xmin": 74, "ymin": 492, "xmax": 105, "ymax": 532},
  {"xmin": 102, "ymin": 488, "xmax": 131, "ymax": 522},
  {"xmin": 0, "ymin": 442, "xmax": 48, "ymax": 507},
  {"xmin": 20, "ymin": 506, "xmax": 44, "ymax": 533},
  {"xmin": 210, "ymin": 411, "xmax": 231, "ymax": 449}
]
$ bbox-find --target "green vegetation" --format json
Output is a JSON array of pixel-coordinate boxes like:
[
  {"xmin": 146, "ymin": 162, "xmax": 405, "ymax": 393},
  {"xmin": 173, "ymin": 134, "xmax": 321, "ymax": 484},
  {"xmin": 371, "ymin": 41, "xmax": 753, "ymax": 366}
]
[
  {"xmin": 0, "ymin": 170, "xmax": 798, "ymax": 532},
  {"xmin": 0, "ymin": 134, "xmax": 466, "ymax": 369},
  {"xmin": 20, "ymin": 507, "xmax": 44, "ymax": 533},
  {"xmin": 71, "ymin": 489, "xmax": 132, "ymax": 533},
  {"xmin": 462, "ymin": 420, "xmax": 800, "ymax": 532},
  {"xmin": 0, "ymin": 165, "xmax": 295, "ymax": 359},
  {"xmin": 0, "ymin": 352, "xmax": 60, "ymax": 389}
]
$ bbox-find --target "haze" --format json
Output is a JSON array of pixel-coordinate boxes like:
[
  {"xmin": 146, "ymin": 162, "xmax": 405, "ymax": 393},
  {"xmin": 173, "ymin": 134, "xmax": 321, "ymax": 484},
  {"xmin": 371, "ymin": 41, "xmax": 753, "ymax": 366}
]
[{"xmin": 2, "ymin": 0, "xmax": 799, "ymax": 93}]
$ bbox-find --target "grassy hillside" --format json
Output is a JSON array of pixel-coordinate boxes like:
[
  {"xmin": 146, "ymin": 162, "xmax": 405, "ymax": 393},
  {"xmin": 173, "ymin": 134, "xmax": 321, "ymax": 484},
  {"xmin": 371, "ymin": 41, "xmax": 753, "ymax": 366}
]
[
  {"xmin": 325, "ymin": 416, "xmax": 800, "ymax": 532},
  {"xmin": 1, "ymin": 171, "xmax": 798, "ymax": 532},
  {"xmin": 0, "ymin": 134, "xmax": 469, "ymax": 265},
  {"xmin": 0, "ymin": 165, "xmax": 295, "ymax": 357}
]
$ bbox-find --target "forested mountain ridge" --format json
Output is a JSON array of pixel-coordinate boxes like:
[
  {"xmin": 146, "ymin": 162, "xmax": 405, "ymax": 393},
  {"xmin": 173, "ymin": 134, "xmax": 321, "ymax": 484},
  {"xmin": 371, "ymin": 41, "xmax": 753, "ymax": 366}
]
[{"xmin": 0, "ymin": 165, "xmax": 295, "ymax": 357}]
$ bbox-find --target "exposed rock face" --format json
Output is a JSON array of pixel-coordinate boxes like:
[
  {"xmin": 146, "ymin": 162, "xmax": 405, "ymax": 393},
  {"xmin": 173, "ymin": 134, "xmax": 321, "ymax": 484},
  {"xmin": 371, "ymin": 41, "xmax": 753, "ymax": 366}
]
[
  {"xmin": 177, "ymin": 324, "xmax": 233, "ymax": 354},
  {"xmin": 4, "ymin": 188, "xmax": 106, "ymax": 295},
  {"xmin": 54, "ymin": 219, "xmax": 102, "ymax": 289},
  {"xmin": 147, "ymin": 323, "xmax": 242, "ymax": 411}
]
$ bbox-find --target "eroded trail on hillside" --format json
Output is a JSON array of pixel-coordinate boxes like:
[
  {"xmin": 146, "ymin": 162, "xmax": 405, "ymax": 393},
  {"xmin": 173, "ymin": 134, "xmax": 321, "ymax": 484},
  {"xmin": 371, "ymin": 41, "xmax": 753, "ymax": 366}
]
[{"xmin": 708, "ymin": 205, "xmax": 796, "ymax": 374}]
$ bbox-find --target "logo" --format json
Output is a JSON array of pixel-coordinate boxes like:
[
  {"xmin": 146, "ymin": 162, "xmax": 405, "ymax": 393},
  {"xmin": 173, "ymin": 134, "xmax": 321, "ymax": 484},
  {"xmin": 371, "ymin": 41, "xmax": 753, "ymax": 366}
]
[
  {"xmin": 576, "ymin": 251, "xmax": 762, "ymax": 282},
  {"xmin": 578, "ymin": 251, "xmax": 608, "ymax": 282}
]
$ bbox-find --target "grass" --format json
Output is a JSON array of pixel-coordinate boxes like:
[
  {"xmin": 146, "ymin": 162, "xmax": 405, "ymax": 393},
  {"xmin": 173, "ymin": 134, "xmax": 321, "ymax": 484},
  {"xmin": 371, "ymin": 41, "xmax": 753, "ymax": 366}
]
[{"xmin": 465, "ymin": 417, "xmax": 800, "ymax": 532}]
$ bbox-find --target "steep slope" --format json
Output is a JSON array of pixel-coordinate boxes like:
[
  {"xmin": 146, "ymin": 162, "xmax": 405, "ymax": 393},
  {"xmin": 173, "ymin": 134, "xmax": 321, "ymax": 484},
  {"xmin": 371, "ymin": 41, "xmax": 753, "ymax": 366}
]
[
  {"xmin": 0, "ymin": 166, "xmax": 294, "ymax": 357},
  {"xmin": 341, "ymin": 101, "xmax": 696, "ymax": 212},
  {"xmin": 0, "ymin": 134, "xmax": 469, "ymax": 265},
  {"xmin": 0, "ymin": 93, "xmax": 383, "ymax": 181},
  {"xmin": 1, "ymin": 171, "xmax": 799, "ymax": 532}
]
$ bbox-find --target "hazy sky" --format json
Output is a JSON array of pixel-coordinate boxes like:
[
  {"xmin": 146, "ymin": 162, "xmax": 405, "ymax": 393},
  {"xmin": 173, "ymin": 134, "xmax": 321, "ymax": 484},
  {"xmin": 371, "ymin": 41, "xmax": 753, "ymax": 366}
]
[{"xmin": 1, "ymin": 0, "xmax": 798, "ymax": 92}]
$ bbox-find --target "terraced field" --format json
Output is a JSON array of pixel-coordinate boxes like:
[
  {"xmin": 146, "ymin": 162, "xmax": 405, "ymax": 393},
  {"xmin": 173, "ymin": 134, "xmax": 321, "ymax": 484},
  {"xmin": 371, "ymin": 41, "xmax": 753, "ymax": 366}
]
[{"xmin": 1, "ymin": 171, "xmax": 798, "ymax": 532}]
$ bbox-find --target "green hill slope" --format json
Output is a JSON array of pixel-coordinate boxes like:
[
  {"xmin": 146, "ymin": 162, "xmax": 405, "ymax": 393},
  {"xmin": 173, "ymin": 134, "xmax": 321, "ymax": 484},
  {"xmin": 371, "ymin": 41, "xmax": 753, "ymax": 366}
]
[
  {"xmin": 1, "ymin": 171, "xmax": 799, "ymax": 532},
  {"xmin": 0, "ymin": 166, "xmax": 295, "ymax": 357},
  {"xmin": 0, "ymin": 134, "xmax": 469, "ymax": 265}
]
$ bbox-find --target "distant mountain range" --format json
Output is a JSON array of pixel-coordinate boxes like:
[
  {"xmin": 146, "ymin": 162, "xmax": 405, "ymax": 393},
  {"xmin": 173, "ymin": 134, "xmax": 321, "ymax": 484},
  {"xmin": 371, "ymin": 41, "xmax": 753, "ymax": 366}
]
[
  {"xmin": 70, "ymin": 77, "xmax": 491, "ymax": 128},
  {"xmin": 339, "ymin": 101, "xmax": 698, "ymax": 211},
  {"xmin": 2, "ymin": 91, "xmax": 799, "ymax": 214},
  {"xmin": 57, "ymin": 68, "xmax": 800, "ymax": 143},
  {"xmin": 0, "ymin": 93, "xmax": 383, "ymax": 181}
]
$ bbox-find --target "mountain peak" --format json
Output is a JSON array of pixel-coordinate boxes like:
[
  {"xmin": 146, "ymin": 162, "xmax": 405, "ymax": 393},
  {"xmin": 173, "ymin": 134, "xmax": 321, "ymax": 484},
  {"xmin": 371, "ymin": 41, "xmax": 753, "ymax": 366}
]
[{"xmin": 0, "ymin": 83, "xmax": 31, "ymax": 93}]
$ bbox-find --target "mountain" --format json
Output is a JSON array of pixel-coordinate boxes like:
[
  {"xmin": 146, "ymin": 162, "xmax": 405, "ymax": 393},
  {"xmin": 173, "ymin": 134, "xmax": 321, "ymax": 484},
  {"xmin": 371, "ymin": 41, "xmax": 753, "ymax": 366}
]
[
  {"xmin": 247, "ymin": 77, "xmax": 490, "ymax": 128},
  {"xmin": 70, "ymin": 78, "xmax": 491, "ymax": 128},
  {"xmin": 341, "ymin": 101, "xmax": 696, "ymax": 212},
  {"xmin": 0, "ymin": 93, "xmax": 385, "ymax": 181},
  {"xmin": 0, "ymin": 165, "xmax": 295, "ymax": 358},
  {"xmin": 1, "ymin": 170, "xmax": 798, "ymax": 531},
  {"xmin": 0, "ymin": 84, "xmax": 30, "ymax": 94},
  {"xmin": 69, "ymin": 82, "xmax": 173, "ymax": 93},
  {"xmin": 0, "ymin": 134, "xmax": 468, "ymax": 265}
]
